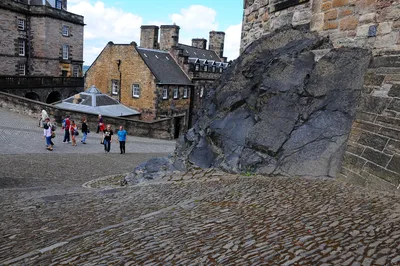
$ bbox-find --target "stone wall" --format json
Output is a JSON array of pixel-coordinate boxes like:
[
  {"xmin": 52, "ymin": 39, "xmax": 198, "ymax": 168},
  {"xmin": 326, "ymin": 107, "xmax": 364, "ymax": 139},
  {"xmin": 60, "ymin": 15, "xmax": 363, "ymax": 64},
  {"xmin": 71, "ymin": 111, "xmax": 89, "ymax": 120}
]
[
  {"xmin": 0, "ymin": 91, "xmax": 176, "ymax": 140},
  {"xmin": 241, "ymin": 0, "xmax": 400, "ymax": 54},
  {"xmin": 340, "ymin": 53, "xmax": 400, "ymax": 190}
]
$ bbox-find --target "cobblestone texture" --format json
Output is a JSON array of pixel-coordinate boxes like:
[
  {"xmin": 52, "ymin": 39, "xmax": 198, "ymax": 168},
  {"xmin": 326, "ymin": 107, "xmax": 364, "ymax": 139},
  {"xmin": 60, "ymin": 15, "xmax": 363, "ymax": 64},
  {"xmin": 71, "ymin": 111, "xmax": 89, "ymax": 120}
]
[{"xmin": 1, "ymin": 109, "xmax": 400, "ymax": 265}]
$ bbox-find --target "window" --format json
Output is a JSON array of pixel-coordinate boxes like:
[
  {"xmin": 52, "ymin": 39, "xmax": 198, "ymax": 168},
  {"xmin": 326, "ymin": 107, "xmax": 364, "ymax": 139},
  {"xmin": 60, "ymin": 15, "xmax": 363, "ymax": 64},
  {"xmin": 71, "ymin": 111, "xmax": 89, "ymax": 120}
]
[
  {"xmin": 18, "ymin": 64, "xmax": 25, "ymax": 76},
  {"xmin": 183, "ymin": 87, "xmax": 188, "ymax": 99},
  {"xmin": 72, "ymin": 65, "xmax": 79, "ymax": 77},
  {"xmin": 17, "ymin": 18, "xmax": 25, "ymax": 31},
  {"xmin": 219, "ymin": 67, "xmax": 223, "ymax": 73},
  {"xmin": 18, "ymin": 39, "xmax": 25, "ymax": 56},
  {"xmin": 62, "ymin": 25, "xmax": 69, "ymax": 36},
  {"xmin": 62, "ymin": 44, "xmax": 69, "ymax": 59},
  {"xmin": 111, "ymin": 80, "xmax": 119, "ymax": 95},
  {"xmin": 200, "ymin": 87, "xmax": 204, "ymax": 98},
  {"xmin": 212, "ymin": 66, "xmax": 216, "ymax": 72},
  {"xmin": 195, "ymin": 64, "xmax": 199, "ymax": 71},
  {"xmin": 204, "ymin": 65, "xmax": 208, "ymax": 72},
  {"xmin": 173, "ymin": 87, "xmax": 179, "ymax": 99},
  {"xmin": 56, "ymin": 0, "xmax": 62, "ymax": 9},
  {"xmin": 162, "ymin": 86, "xmax": 168, "ymax": 99},
  {"xmin": 132, "ymin": 84, "xmax": 140, "ymax": 98}
]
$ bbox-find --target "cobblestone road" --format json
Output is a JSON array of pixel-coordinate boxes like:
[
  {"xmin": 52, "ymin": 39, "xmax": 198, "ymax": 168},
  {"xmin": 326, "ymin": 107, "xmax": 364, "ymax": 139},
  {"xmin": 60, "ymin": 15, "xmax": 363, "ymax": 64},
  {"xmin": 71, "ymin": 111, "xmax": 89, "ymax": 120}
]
[{"xmin": 1, "ymin": 109, "xmax": 400, "ymax": 265}]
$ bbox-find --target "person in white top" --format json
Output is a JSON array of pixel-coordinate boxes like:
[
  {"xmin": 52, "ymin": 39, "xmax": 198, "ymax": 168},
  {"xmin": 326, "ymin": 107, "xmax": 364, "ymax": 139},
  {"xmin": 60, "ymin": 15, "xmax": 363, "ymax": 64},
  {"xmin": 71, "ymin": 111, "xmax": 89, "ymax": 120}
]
[{"xmin": 42, "ymin": 117, "xmax": 53, "ymax": 151}]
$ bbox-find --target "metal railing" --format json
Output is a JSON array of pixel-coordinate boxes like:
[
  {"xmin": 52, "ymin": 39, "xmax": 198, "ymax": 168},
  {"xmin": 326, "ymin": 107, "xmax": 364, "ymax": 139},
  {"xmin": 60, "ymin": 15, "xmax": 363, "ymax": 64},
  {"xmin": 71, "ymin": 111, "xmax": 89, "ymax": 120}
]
[{"xmin": 0, "ymin": 76, "xmax": 84, "ymax": 89}]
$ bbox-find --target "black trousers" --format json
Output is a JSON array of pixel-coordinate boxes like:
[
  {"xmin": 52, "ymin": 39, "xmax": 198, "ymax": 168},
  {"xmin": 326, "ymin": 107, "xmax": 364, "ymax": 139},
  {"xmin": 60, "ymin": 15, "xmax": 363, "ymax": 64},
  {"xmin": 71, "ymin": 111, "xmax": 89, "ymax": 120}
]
[{"xmin": 119, "ymin": 141, "xmax": 126, "ymax": 154}]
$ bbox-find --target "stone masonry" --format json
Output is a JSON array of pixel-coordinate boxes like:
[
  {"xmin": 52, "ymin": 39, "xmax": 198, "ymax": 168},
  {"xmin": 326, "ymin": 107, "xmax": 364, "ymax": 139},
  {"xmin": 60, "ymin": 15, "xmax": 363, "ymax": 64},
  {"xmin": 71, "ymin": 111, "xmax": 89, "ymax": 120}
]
[
  {"xmin": 241, "ymin": 0, "xmax": 400, "ymax": 189},
  {"xmin": 0, "ymin": 0, "xmax": 84, "ymax": 77}
]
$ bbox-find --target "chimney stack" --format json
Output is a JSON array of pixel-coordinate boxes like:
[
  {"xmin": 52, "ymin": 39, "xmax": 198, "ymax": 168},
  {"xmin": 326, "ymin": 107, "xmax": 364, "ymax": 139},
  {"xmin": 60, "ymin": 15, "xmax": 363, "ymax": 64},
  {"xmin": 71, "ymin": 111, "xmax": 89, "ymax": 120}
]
[
  {"xmin": 159, "ymin": 25, "xmax": 180, "ymax": 51},
  {"xmin": 191, "ymin": 38, "xmax": 207, "ymax": 50},
  {"xmin": 209, "ymin": 31, "xmax": 225, "ymax": 59},
  {"xmin": 140, "ymin": 25, "xmax": 159, "ymax": 49}
]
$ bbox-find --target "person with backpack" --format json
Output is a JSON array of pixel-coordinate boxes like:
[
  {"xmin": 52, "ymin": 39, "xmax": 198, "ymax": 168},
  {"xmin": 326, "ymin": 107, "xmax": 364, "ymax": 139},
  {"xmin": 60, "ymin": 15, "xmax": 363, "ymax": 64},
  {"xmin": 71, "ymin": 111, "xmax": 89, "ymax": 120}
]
[
  {"xmin": 42, "ymin": 117, "xmax": 53, "ymax": 151},
  {"xmin": 62, "ymin": 115, "xmax": 71, "ymax": 143}
]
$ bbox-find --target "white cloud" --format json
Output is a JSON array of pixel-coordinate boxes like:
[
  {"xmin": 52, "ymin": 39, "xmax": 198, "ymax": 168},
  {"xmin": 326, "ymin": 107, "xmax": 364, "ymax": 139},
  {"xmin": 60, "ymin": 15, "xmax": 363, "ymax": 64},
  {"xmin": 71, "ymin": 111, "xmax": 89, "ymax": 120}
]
[
  {"xmin": 170, "ymin": 5, "xmax": 218, "ymax": 31},
  {"xmin": 85, "ymin": 46, "xmax": 106, "ymax": 68},
  {"xmin": 224, "ymin": 23, "xmax": 242, "ymax": 61},
  {"xmin": 69, "ymin": 1, "xmax": 142, "ymax": 64}
]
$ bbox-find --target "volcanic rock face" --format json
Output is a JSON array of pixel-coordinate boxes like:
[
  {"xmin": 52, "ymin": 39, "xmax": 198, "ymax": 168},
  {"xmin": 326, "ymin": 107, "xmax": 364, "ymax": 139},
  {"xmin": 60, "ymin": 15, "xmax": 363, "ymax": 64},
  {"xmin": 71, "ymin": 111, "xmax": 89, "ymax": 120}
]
[{"xmin": 173, "ymin": 27, "xmax": 371, "ymax": 178}]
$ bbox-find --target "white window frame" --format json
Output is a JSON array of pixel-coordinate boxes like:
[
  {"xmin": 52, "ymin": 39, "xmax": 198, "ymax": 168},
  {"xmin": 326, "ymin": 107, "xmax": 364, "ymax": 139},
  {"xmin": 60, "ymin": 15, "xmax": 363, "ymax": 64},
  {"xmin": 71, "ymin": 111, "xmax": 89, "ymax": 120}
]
[
  {"xmin": 72, "ymin": 65, "xmax": 79, "ymax": 77},
  {"xmin": 162, "ymin": 87, "xmax": 168, "ymax": 100},
  {"xmin": 204, "ymin": 65, "xmax": 208, "ymax": 72},
  {"xmin": 195, "ymin": 64, "xmax": 199, "ymax": 71},
  {"xmin": 19, "ymin": 64, "xmax": 25, "ymax": 76},
  {"xmin": 132, "ymin": 84, "xmax": 140, "ymax": 98},
  {"xmin": 183, "ymin": 87, "xmax": 188, "ymax": 99},
  {"xmin": 111, "ymin": 80, "xmax": 119, "ymax": 95},
  {"xmin": 219, "ymin": 67, "xmax": 223, "ymax": 73},
  {"xmin": 18, "ymin": 39, "xmax": 25, "ymax": 56},
  {"xmin": 62, "ymin": 25, "xmax": 69, "ymax": 36},
  {"xmin": 17, "ymin": 18, "xmax": 25, "ymax": 31},
  {"xmin": 62, "ymin": 44, "xmax": 69, "ymax": 59},
  {"xmin": 173, "ymin": 87, "xmax": 179, "ymax": 99},
  {"xmin": 200, "ymin": 87, "xmax": 204, "ymax": 98}
]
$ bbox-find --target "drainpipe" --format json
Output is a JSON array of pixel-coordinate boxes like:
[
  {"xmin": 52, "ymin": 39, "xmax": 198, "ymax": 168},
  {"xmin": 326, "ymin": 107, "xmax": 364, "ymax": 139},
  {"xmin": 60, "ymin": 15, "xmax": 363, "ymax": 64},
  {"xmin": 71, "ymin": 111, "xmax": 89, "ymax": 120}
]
[{"xmin": 117, "ymin": 59, "xmax": 122, "ymax": 102}]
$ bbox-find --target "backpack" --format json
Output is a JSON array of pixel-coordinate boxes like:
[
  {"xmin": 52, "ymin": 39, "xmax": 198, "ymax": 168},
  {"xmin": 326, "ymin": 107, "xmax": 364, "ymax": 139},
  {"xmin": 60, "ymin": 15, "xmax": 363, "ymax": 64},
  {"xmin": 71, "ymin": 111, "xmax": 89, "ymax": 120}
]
[
  {"xmin": 62, "ymin": 119, "xmax": 66, "ymax": 128},
  {"xmin": 51, "ymin": 124, "xmax": 56, "ymax": 131},
  {"xmin": 43, "ymin": 122, "xmax": 49, "ymax": 130}
]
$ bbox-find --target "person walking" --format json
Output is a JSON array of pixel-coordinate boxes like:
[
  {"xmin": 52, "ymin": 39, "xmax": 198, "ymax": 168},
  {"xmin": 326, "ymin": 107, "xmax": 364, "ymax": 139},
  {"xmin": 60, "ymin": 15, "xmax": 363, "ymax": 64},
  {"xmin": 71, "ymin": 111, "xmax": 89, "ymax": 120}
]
[
  {"xmin": 81, "ymin": 118, "xmax": 89, "ymax": 144},
  {"xmin": 103, "ymin": 124, "xmax": 113, "ymax": 153},
  {"xmin": 43, "ymin": 117, "xmax": 53, "ymax": 151},
  {"xmin": 97, "ymin": 114, "xmax": 104, "ymax": 133},
  {"xmin": 117, "ymin": 125, "xmax": 127, "ymax": 154},
  {"xmin": 39, "ymin": 109, "xmax": 49, "ymax": 127},
  {"xmin": 70, "ymin": 120, "xmax": 78, "ymax": 146},
  {"xmin": 62, "ymin": 115, "xmax": 71, "ymax": 143}
]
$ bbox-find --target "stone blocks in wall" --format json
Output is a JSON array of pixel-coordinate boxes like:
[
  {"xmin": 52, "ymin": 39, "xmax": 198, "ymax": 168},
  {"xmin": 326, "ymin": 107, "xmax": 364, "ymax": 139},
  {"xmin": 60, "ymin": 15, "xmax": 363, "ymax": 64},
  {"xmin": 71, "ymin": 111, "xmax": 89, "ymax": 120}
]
[{"xmin": 340, "ymin": 54, "xmax": 400, "ymax": 190}]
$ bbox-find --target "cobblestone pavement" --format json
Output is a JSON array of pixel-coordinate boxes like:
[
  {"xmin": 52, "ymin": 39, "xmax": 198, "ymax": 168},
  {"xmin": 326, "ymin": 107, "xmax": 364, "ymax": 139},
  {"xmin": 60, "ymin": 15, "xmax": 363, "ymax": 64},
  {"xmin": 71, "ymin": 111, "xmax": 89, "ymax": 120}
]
[{"xmin": 1, "ymin": 109, "xmax": 400, "ymax": 265}]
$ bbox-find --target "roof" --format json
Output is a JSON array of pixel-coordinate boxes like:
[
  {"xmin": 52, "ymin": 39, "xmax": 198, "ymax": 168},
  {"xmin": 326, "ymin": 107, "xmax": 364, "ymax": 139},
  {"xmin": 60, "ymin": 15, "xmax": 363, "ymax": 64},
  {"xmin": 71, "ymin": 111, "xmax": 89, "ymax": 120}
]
[
  {"xmin": 136, "ymin": 47, "xmax": 192, "ymax": 86},
  {"xmin": 54, "ymin": 86, "xmax": 140, "ymax": 117},
  {"xmin": 177, "ymin": 43, "xmax": 222, "ymax": 62}
]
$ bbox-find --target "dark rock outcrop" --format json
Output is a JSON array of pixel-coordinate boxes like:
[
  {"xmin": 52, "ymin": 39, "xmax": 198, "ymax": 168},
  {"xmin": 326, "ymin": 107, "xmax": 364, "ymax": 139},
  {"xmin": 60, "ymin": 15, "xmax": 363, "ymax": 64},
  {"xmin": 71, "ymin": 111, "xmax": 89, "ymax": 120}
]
[{"xmin": 125, "ymin": 27, "xmax": 371, "ymax": 185}]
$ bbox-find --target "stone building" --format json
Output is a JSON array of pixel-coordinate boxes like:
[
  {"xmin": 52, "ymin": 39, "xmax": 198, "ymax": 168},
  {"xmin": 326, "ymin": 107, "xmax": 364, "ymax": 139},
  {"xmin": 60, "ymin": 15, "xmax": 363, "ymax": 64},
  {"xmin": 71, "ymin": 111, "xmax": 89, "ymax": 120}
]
[
  {"xmin": 241, "ymin": 0, "xmax": 400, "ymax": 188},
  {"xmin": 86, "ymin": 25, "xmax": 229, "ymax": 127},
  {"xmin": 0, "ymin": 0, "xmax": 84, "ymax": 103}
]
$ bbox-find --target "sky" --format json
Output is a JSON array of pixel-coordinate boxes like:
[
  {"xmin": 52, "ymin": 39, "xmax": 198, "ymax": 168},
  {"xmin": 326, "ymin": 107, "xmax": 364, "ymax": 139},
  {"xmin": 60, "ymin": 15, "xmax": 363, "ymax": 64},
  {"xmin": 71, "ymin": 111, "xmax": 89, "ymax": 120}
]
[{"xmin": 68, "ymin": 0, "xmax": 244, "ymax": 66}]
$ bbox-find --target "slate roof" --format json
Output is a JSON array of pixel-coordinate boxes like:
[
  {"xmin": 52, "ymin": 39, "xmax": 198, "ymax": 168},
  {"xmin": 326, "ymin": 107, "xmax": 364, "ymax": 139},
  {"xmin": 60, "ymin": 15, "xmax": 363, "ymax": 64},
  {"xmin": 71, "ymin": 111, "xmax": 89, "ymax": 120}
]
[
  {"xmin": 54, "ymin": 86, "xmax": 140, "ymax": 117},
  {"xmin": 136, "ymin": 47, "xmax": 192, "ymax": 86},
  {"xmin": 177, "ymin": 43, "xmax": 222, "ymax": 62}
]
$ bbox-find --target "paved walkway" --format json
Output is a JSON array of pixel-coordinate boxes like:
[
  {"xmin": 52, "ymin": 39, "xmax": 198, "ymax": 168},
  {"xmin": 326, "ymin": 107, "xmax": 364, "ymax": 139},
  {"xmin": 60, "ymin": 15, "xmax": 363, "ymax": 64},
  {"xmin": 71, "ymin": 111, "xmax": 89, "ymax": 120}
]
[{"xmin": 0, "ymin": 108, "xmax": 400, "ymax": 265}]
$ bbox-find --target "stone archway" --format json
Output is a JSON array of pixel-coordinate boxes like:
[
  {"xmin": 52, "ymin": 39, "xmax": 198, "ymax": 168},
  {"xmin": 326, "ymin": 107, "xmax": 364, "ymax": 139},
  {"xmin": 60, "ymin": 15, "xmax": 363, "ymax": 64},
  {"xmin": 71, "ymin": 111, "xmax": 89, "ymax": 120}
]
[
  {"xmin": 25, "ymin": 92, "xmax": 40, "ymax": 102},
  {"xmin": 46, "ymin": 91, "xmax": 62, "ymax": 104}
]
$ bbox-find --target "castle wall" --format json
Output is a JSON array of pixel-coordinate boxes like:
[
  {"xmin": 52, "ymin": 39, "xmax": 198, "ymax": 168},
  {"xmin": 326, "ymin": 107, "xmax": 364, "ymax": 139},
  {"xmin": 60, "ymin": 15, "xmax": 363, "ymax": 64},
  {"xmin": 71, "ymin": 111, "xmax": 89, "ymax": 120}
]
[{"xmin": 241, "ymin": 0, "xmax": 400, "ymax": 189}]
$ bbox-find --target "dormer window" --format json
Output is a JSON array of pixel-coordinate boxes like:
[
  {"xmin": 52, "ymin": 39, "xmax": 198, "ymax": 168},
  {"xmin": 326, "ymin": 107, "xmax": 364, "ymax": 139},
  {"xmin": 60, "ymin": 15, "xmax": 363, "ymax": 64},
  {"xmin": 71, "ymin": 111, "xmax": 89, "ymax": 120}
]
[
  {"xmin": 212, "ymin": 66, "xmax": 216, "ymax": 72},
  {"xmin": 204, "ymin": 65, "xmax": 208, "ymax": 72},
  {"xmin": 219, "ymin": 67, "xmax": 223, "ymax": 73},
  {"xmin": 195, "ymin": 64, "xmax": 200, "ymax": 71},
  {"xmin": 162, "ymin": 86, "xmax": 168, "ymax": 99},
  {"xmin": 56, "ymin": 0, "xmax": 62, "ymax": 9},
  {"xmin": 173, "ymin": 87, "xmax": 179, "ymax": 99}
]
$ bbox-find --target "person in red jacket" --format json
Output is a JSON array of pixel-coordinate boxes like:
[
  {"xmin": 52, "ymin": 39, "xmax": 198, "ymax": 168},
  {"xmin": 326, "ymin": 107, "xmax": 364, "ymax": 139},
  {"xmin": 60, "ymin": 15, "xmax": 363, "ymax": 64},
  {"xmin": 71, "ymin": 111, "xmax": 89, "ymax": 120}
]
[{"xmin": 62, "ymin": 115, "xmax": 71, "ymax": 143}]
